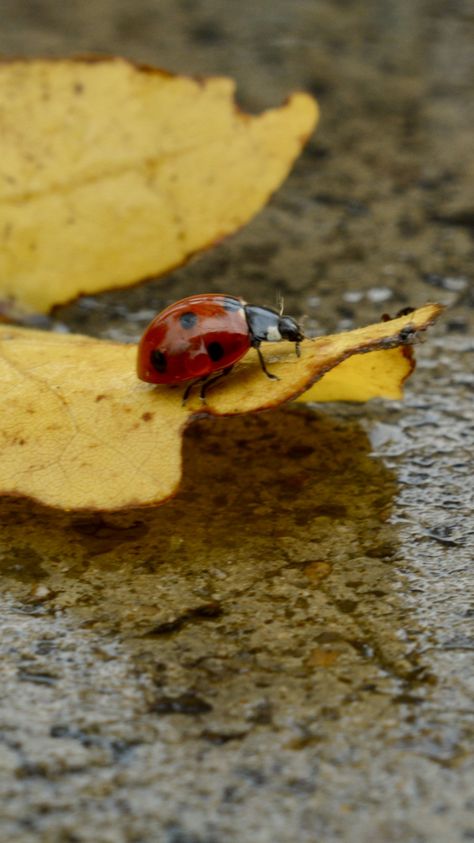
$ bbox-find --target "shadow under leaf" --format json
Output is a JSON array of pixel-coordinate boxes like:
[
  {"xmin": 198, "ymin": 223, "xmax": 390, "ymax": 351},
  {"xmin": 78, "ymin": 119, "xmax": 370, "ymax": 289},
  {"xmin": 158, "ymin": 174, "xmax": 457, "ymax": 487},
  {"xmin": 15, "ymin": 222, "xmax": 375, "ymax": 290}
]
[{"xmin": 0, "ymin": 408, "xmax": 433, "ymax": 723}]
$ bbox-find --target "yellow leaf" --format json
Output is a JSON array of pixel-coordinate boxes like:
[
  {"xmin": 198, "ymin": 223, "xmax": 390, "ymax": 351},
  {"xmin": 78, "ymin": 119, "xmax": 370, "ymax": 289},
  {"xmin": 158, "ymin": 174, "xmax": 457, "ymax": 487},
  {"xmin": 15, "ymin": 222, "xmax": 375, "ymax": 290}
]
[
  {"xmin": 298, "ymin": 347, "xmax": 414, "ymax": 403},
  {"xmin": 0, "ymin": 304, "xmax": 441, "ymax": 511},
  {"xmin": 196, "ymin": 304, "xmax": 441, "ymax": 415},
  {"xmin": 0, "ymin": 58, "xmax": 318, "ymax": 313}
]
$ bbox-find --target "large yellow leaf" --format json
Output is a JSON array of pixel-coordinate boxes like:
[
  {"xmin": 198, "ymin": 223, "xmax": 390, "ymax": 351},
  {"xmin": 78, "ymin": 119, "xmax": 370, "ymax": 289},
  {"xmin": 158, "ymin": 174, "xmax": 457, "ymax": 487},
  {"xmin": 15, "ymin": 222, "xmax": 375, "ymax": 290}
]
[
  {"xmin": 0, "ymin": 58, "xmax": 317, "ymax": 313},
  {"xmin": 0, "ymin": 304, "xmax": 441, "ymax": 511}
]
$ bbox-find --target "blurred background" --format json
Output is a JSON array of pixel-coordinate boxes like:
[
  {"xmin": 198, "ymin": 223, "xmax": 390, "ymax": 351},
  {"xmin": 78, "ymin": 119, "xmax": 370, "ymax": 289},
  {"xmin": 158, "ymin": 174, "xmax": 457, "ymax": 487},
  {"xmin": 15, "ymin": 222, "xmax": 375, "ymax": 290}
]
[{"xmin": 2, "ymin": 0, "xmax": 472, "ymax": 338}]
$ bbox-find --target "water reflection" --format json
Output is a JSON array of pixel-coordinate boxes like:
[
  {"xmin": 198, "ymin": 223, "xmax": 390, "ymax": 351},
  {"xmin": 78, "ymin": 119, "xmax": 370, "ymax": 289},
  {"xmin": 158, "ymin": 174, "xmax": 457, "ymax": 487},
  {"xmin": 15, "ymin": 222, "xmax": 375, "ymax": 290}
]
[{"xmin": 0, "ymin": 408, "xmax": 431, "ymax": 723}]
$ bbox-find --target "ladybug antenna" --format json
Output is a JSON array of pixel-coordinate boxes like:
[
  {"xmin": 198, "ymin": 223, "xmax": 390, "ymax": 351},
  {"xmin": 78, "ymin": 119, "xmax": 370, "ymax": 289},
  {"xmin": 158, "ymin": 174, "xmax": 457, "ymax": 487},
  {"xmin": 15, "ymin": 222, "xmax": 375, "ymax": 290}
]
[
  {"xmin": 299, "ymin": 313, "xmax": 309, "ymax": 332},
  {"xmin": 276, "ymin": 292, "xmax": 285, "ymax": 316}
]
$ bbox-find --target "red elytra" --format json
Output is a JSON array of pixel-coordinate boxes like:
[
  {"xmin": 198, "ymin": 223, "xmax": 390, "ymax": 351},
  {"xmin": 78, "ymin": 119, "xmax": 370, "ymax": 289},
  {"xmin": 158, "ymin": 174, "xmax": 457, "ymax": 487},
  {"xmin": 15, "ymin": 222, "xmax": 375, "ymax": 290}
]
[{"xmin": 137, "ymin": 293, "xmax": 304, "ymax": 399}]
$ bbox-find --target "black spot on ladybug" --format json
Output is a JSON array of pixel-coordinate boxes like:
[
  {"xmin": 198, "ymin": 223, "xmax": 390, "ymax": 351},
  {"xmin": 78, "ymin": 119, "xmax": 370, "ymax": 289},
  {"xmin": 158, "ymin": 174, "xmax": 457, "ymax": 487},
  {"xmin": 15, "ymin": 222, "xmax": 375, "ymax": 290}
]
[
  {"xmin": 179, "ymin": 311, "xmax": 198, "ymax": 329},
  {"xmin": 207, "ymin": 341, "xmax": 225, "ymax": 362},
  {"xmin": 150, "ymin": 349, "xmax": 167, "ymax": 373}
]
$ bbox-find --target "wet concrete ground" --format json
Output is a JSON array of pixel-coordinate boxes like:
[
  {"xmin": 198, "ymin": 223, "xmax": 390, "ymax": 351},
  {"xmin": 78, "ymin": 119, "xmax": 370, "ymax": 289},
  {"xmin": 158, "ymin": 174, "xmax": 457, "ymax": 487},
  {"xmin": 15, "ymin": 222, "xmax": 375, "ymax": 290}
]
[{"xmin": 0, "ymin": 1, "xmax": 473, "ymax": 841}]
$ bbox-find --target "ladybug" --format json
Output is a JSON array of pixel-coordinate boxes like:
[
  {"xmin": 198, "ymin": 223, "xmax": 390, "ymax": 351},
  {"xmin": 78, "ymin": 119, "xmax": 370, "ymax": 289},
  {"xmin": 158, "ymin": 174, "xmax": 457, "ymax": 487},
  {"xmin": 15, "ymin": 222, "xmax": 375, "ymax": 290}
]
[{"xmin": 137, "ymin": 293, "xmax": 304, "ymax": 401}]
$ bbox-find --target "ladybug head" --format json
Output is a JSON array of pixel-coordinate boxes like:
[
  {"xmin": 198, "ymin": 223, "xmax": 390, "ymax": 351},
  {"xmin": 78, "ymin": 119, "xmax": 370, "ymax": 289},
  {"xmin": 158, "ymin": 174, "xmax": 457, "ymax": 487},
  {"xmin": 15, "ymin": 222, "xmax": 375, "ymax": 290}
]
[
  {"xmin": 277, "ymin": 315, "xmax": 304, "ymax": 344},
  {"xmin": 244, "ymin": 304, "xmax": 305, "ymax": 348}
]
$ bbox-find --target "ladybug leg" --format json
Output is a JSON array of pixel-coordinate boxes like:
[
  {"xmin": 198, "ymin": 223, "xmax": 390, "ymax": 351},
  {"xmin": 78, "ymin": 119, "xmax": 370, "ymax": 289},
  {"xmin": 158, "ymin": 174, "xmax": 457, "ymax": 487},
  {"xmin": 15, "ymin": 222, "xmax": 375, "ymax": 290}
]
[
  {"xmin": 295, "ymin": 341, "xmax": 301, "ymax": 358},
  {"xmin": 199, "ymin": 365, "xmax": 234, "ymax": 401},
  {"xmin": 182, "ymin": 378, "xmax": 204, "ymax": 405},
  {"xmin": 255, "ymin": 344, "xmax": 279, "ymax": 381}
]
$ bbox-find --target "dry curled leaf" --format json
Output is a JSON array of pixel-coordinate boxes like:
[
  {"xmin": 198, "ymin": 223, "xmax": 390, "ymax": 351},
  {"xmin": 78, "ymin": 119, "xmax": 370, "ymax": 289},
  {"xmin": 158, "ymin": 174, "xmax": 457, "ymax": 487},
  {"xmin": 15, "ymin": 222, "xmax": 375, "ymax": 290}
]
[
  {"xmin": 0, "ymin": 303, "xmax": 441, "ymax": 511},
  {"xmin": 0, "ymin": 57, "xmax": 317, "ymax": 313}
]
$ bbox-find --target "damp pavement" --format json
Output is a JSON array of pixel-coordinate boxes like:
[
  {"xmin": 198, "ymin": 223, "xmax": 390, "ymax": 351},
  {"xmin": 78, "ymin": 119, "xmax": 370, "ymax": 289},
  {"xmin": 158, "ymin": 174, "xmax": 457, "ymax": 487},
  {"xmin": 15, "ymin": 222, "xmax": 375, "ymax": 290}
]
[{"xmin": 0, "ymin": 2, "xmax": 473, "ymax": 842}]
